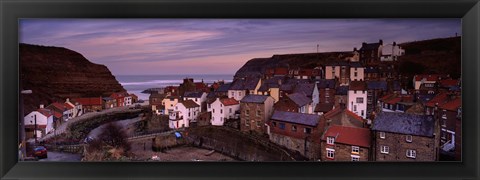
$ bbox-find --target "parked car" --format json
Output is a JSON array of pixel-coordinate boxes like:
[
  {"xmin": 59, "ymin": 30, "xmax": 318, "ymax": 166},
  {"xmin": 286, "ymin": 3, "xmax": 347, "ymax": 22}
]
[{"xmin": 33, "ymin": 146, "xmax": 48, "ymax": 159}]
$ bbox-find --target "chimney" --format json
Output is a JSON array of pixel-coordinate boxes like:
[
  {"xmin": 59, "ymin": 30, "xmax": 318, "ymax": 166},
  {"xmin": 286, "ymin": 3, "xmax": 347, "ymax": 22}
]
[
  {"xmin": 379, "ymin": 39, "xmax": 383, "ymax": 45},
  {"xmin": 66, "ymin": 98, "xmax": 70, "ymax": 103},
  {"xmin": 393, "ymin": 41, "xmax": 396, "ymax": 46},
  {"xmin": 362, "ymin": 42, "xmax": 366, "ymax": 46},
  {"xmin": 39, "ymin": 104, "xmax": 44, "ymax": 109},
  {"xmin": 353, "ymin": 47, "xmax": 357, "ymax": 51}
]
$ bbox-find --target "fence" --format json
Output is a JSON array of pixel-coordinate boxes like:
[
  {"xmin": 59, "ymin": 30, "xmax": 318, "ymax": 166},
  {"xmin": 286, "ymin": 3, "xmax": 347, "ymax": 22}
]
[{"xmin": 44, "ymin": 144, "xmax": 85, "ymax": 154}]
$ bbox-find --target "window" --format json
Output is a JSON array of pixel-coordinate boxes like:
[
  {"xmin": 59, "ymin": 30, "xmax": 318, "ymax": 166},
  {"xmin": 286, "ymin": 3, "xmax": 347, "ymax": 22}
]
[
  {"xmin": 256, "ymin": 121, "xmax": 261, "ymax": 127},
  {"xmin": 239, "ymin": 92, "xmax": 242, "ymax": 97},
  {"xmin": 272, "ymin": 122, "xmax": 276, "ymax": 127},
  {"xmin": 352, "ymin": 146, "xmax": 360, "ymax": 154},
  {"xmin": 304, "ymin": 128, "xmax": 312, "ymax": 134},
  {"xmin": 220, "ymin": 109, "xmax": 223, "ymax": 114},
  {"xmin": 326, "ymin": 148, "xmax": 335, "ymax": 159},
  {"xmin": 353, "ymin": 105, "xmax": 357, "ymax": 111},
  {"xmin": 245, "ymin": 110, "xmax": 249, "ymax": 115},
  {"xmin": 220, "ymin": 104, "xmax": 223, "ymax": 107},
  {"xmin": 279, "ymin": 123, "xmax": 285, "ymax": 130},
  {"xmin": 406, "ymin": 149, "xmax": 416, "ymax": 158},
  {"xmin": 195, "ymin": 98, "xmax": 198, "ymax": 101},
  {"xmin": 379, "ymin": 132, "xmax": 385, "ymax": 139},
  {"xmin": 291, "ymin": 125, "xmax": 297, "ymax": 132},
  {"xmin": 231, "ymin": 92, "xmax": 235, "ymax": 97},
  {"xmin": 256, "ymin": 110, "xmax": 261, "ymax": 117},
  {"xmin": 208, "ymin": 104, "xmax": 211, "ymax": 108},
  {"xmin": 380, "ymin": 145, "xmax": 389, "ymax": 154},
  {"xmin": 245, "ymin": 118, "xmax": 250, "ymax": 126},
  {"xmin": 213, "ymin": 109, "xmax": 215, "ymax": 113},
  {"xmin": 351, "ymin": 155, "xmax": 360, "ymax": 161},
  {"xmin": 354, "ymin": 72, "xmax": 358, "ymax": 77},
  {"xmin": 361, "ymin": 110, "xmax": 364, "ymax": 117},
  {"xmin": 406, "ymin": 135, "xmax": 412, "ymax": 143},
  {"xmin": 327, "ymin": 137, "xmax": 335, "ymax": 145},
  {"xmin": 356, "ymin": 97, "xmax": 363, "ymax": 103},
  {"xmin": 188, "ymin": 112, "xmax": 191, "ymax": 117},
  {"xmin": 229, "ymin": 108, "xmax": 232, "ymax": 113}
]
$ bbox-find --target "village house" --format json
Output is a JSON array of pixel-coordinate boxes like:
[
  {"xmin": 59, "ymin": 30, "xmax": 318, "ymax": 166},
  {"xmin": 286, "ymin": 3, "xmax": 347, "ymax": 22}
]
[
  {"xmin": 413, "ymin": 74, "xmax": 444, "ymax": 91},
  {"xmin": 321, "ymin": 106, "xmax": 367, "ymax": 128},
  {"xmin": 213, "ymin": 83, "xmax": 231, "ymax": 97},
  {"xmin": 366, "ymin": 81, "xmax": 387, "ymax": 116},
  {"xmin": 72, "ymin": 97, "xmax": 103, "ymax": 112},
  {"xmin": 312, "ymin": 66, "xmax": 324, "ymax": 80},
  {"xmin": 325, "ymin": 62, "xmax": 350, "ymax": 86},
  {"xmin": 110, "ymin": 92, "xmax": 127, "ymax": 107},
  {"xmin": 124, "ymin": 95, "xmax": 133, "ymax": 106},
  {"xmin": 438, "ymin": 78, "xmax": 461, "ymax": 93},
  {"xmin": 162, "ymin": 96, "xmax": 180, "ymax": 115},
  {"xmin": 317, "ymin": 79, "xmax": 336, "ymax": 104},
  {"xmin": 228, "ymin": 77, "xmax": 261, "ymax": 101},
  {"xmin": 169, "ymin": 100, "xmax": 200, "ymax": 129},
  {"xmin": 348, "ymin": 80, "xmax": 368, "ymax": 119},
  {"xmin": 268, "ymin": 110, "xmax": 323, "ymax": 159},
  {"xmin": 65, "ymin": 98, "xmax": 83, "ymax": 118},
  {"xmin": 320, "ymin": 125, "xmax": 371, "ymax": 161},
  {"xmin": 345, "ymin": 48, "xmax": 360, "ymax": 62},
  {"xmin": 273, "ymin": 93, "xmax": 313, "ymax": 114},
  {"xmin": 349, "ymin": 62, "xmax": 364, "ymax": 81},
  {"xmin": 364, "ymin": 66, "xmax": 380, "ymax": 81},
  {"xmin": 239, "ymin": 95, "xmax": 275, "ymax": 135},
  {"xmin": 164, "ymin": 86, "xmax": 179, "ymax": 96},
  {"xmin": 378, "ymin": 94, "xmax": 414, "ymax": 113},
  {"xmin": 334, "ymin": 86, "xmax": 349, "ymax": 108},
  {"xmin": 149, "ymin": 92, "xmax": 165, "ymax": 115},
  {"xmin": 102, "ymin": 97, "xmax": 117, "ymax": 109},
  {"xmin": 359, "ymin": 39, "xmax": 383, "ymax": 64},
  {"xmin": 209, "ymin": 97, "xmax": 240, "ymax": 126},
  {"xmin": 183, "ymin": 91, "xmax": 208, "ymax": 112},
  {"xmin": 130, "ymin": 93, "xmax": 138, "ymax": 103},
  {"xmin": 47, "ymin": 102, "xmax": 74, "ymax": 121},
  {"xmin": 425, "ymin": 92, "xmax": 461, "ymax": 160},
  {"xmin": 195, "ymin": 112, "xmax": 212, "ymax": 127},
  {"xmin": 293, "ymin": 83, "xmax": 319, "ymax": 110},
  {"xmin": 380, "ymin": 42, "xmax": 405, "ymax": 61},
  {"xmin": 24, "ymin": 106, "xmax": 54, "ymax": 139},
  {"xmin": 372, "ymin": 112, "xmax": 436, "ymax": 161},
  {"xmin": 264, "ymin": 67, "xmax": 289, "ymax": 79}
]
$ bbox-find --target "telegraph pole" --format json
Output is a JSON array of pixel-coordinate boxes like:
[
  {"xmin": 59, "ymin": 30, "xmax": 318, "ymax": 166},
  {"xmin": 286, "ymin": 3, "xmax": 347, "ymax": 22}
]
[{"xmin": 20, "ymin": 89, "xmax": 32, "ymax": 161}]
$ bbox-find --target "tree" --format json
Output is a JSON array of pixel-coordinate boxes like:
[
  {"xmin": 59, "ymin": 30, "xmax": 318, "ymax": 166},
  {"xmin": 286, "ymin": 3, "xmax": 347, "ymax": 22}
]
[{"xmin": 99, "ymin": 123, "xmax": 130, "ymax": 151}]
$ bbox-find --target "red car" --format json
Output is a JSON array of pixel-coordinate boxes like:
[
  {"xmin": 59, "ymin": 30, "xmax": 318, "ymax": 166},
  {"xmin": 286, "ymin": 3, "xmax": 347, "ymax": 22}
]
[{"xmin": 33, "ymin": 146, "xmax": 48, "ymax": 159}]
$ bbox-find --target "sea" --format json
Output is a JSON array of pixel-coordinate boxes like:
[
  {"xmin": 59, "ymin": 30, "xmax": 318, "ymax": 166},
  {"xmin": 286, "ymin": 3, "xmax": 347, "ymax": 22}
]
[{"xmin": 116, "ymin": 74, "xmax": 234, "ymax": 100}]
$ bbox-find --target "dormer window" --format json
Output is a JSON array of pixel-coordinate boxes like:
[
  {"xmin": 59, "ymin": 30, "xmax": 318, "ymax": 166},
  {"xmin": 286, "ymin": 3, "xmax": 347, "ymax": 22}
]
[{"xmin": 327, "ymin": 137, "xmax": 335, "ymax": 145}]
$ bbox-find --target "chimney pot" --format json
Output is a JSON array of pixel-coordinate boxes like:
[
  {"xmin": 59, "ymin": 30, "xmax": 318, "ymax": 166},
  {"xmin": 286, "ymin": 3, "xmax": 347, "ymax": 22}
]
[{"xmin": 40, "ymin": 104, "xmax": 44, "ymax": 109}]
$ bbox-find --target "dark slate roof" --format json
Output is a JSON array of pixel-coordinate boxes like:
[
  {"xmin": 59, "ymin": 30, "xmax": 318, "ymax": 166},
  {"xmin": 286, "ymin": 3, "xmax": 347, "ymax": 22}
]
[
  {"xmin": 258, "ymin": 83, "xmax": 279, "ymax": 92},
  {"xmin": 244, "ymin": 78, "xmax": 261, "ymax": 90},
  {"xmin": 349, "ymin": 81, "xmax": 367, "ymax": 91},
  {"xmin": 287, "ymin": 93, "xmax": 312, "ymax": 107},
  {"xmin": 326, "ymin": 61, "xmax": 350, "ymax": 67},
  {"xmin": 335, "ymin": 86, "xmax": 349, "ymax": 95},
  {"xmin": 216, "ymin": 83, "xmax": 231, "ymax": 92},
  {"xmin": 229, "ymin": 79, "xmax": 245, "ymax": 90},
  {"xmin": 207, "ymin": 92, "xmax": 216, "ymax": 98},
  {"xmin": 392, "ymin": 81, "xmax": 401, "ymax": 91},
  {"xmin": 264, "ymin": 76, "xmax": 284, "ymax": 84},
  {"xmin": 285, "ymin": 78, "xmax": 311, "ymax": 84},
  {"xmin": 271, "ymin": 110, "xmax": 321, "ymax": 127},
  {"xmin": 367, "ymin": 81, "xmax": 387, "ymax": 90},
  {"xmin": 280, "ymin": 84, "xmax": 295, "ymax": 91},
  {"xmin": 184, "ymin": 91, "xmax": 205, "ymax": 98},
  {"xmin": 360, "ymin": 42, "xmax": 381, "ymax": 51},
  {"xmin": 240, "ymin": 95, "xmax": 270, "ymax": 103},
  {"xmin": 372, "ymin": 112, "xmax": 434, "ymax": 137},
  {"xmin": 293, "ymin": 83, "xmax": 316, "ymax": 97},
  {"xmin": 317, "ymin": 79, "xmax": 336, "ymax": 89},
  {"xmin": 349, "ymin": 62, "xmax": 363, "ymax": 68}
]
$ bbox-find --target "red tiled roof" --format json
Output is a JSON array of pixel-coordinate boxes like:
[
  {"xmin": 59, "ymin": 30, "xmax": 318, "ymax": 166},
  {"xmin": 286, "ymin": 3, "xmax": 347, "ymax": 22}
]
[
  {"xmin": 322, "ymin": 125, "xmax": 371, "ymax": 148},
  {"xmin": 37, "ymin": 108, "xmax": 52, "ymax": 117},
  {"xmin": 298, "ymin": 69, "xmax": 314, "ymax": 76},
  {"xmin": 440, "ymin": 97, "xmax": 461, "ymax": 111},
  {"xmin": 345, "ymin": 109, "xmax": 364, "ymax": 123},
  {"xmin": 110, "ymin": 92, "xmax": 127, "ymax": 99},
  {"xmin": 386, "ymin": 97, "xmax": 402, "ymax": 105},
  {"xmin": 414, "ymin": 74, "xmax": 441, "ymax": 81},
  {"xmin": 195, "ymin": 82, "xmax": 207, "ymax": 89},
  {"xmin": 49, "ymin": 102, "xmax": 67, "ymax": 111},
  {"xmin": 323, "ymin": 107, "xmax": 343, "ymax": 119},
  {"xmin": 379, "ymin": 94, "xmax": 395, "ymax": 101},
  {"xmin": 73, "ymin": 97, "xmax": 102, "ymax": 106},
  {"xmin": 275, "ymin": 67, "xmax": 289, "ymax": 75},
  {"xmin": 25, "ymin": 125, "xmax": 47, "ymax": 129},
  {"xmin": 220, "ymin": 98, "xmax": 239, "ymax": 106},
  {"xmin": 53, "ymin": 111, "xmax": 63, "ymax": 118},
  {"xmin": 425, "ymin": 92, "xmax": 448, "ymax": 107},
  {"xmin": 64, "ymin": 103, "xmax": 74, "ymax": 110},
  {"xmin": 439, "ymin": 79, "xmax": 459, "ymax": 87}
]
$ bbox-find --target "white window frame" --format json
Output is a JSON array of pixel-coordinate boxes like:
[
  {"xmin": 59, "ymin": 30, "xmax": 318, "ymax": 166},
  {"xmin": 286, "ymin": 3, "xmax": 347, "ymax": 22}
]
[
  {"xmin": 327, "ymin": 137, "xmax": 335, "ymax": 145},
  {"xmin": 351, "ymin": 146, "xmax": 360, "ymax": 154},
  {"xmin": 380, "ymin": 145, "xmax": 389, "ymax": 154},
  {"xmin": 351, "ymin": 155, "xmax": 360, "ymax": 161},
  {"xmin": 406, "ymin": 149, "xmax": 416, "ymax": 158},
  {"xmin": 326, "ymin": 148, "xmax": 335, "ymax": 159},
  {"xmin": 379, "ymin": 132, "xmax": 385, "ymax": 139},
  {"xmin": 406, "ymin": 135, "xmax": 413, "ymax": 143}
]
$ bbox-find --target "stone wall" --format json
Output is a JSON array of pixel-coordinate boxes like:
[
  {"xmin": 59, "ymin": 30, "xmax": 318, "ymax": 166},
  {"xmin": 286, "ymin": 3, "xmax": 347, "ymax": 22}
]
[{"xmin": 374, "ymin": 131, "xmax": 435, "ymax": 161}]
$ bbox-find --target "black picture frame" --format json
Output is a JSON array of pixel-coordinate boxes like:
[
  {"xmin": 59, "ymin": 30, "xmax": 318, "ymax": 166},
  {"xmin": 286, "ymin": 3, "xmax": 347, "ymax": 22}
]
[{"xmin": 1, "ymin": 0, "xmax": 479, "ymax": 180}]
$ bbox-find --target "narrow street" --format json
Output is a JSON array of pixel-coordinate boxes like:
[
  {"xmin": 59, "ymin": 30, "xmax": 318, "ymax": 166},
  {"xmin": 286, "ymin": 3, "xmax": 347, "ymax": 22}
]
[{"xmin": 38, "ymin": 151, "xmax": 82, "ymax": 162}]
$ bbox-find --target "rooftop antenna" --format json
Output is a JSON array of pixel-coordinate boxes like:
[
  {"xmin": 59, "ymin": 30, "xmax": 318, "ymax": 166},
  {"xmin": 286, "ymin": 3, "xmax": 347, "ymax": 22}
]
[{"xmin": 317, "ymin": 44, "xmax": 319, "ymax": 53}]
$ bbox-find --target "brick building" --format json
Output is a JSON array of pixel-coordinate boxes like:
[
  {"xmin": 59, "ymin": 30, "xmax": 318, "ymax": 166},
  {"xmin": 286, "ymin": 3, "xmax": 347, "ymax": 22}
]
[
  {"xmin": 268, "ymin": 110, "xmax": 323, "ymax": 160},
  {"xmin": 372, "ymin": 112, "xmax": 436, "ymax": 161},
  {"xmin": 239, "ymin": 95, "xmax": 275, "ymax": 135},
  {"xmin": 320, "ymin": 125, "xmax": 371, "ymax": 161},
  {"xmin": 317, "ymin": 79, "xmax": 336, "ymax": 104},
  {"xmin": 359, "ymin": 39, "xmax": 383, "ymax": 65}
]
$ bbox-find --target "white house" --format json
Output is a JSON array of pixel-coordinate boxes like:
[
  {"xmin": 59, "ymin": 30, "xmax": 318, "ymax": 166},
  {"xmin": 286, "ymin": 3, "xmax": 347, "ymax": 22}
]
[
  {"xmin": 210, "ymin": 97, "xmax": 240, "ymax": 126},
  {"xmin": 124, "ymin": 95, "xmax": 133, "ymax": 106},
  {"xmin": 24, "ymin": 107, "xmax": 54, "ymax": 139},
  {"xmin": 183, "ymin": 91, "xmax": 207, "ymax": 111},
  {"xmin": 65, "ymin": 98, "xmax": 83, "ymax": 118},
  {"xmin": 293, "ymin": 83, "xmax": 319, "ymax": 113},
  {"xmin": 162, "ymin": 96, "xmax": 180, "ymax": 115},
  {"xmin": 228, "ymin": 77, "xmax": 261, "ymax": 101},
  {"xmin": 413, "ymin": 74, "xmax": 441, "ymax": 90},
  {"xmin": 348, "ymin": 80, "xmax": 368, "ymax": 119},
  {"xmin": 169, "ymin": 100, "xmax": 200, "ymax": 129},
  {"xmin": 380, "ymin": 42, "xmax": 405, "ymax": 61}
]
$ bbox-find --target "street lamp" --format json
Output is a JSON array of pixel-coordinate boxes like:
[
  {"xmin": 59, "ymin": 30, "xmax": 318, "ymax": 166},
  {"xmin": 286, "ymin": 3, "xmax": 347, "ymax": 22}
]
[{"xmin": 20, "ymin": 89, "xmax": 32, "ymax": 161}]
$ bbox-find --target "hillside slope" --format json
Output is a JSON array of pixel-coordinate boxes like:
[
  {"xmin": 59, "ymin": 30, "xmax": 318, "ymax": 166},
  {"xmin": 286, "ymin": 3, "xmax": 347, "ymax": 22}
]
[{"xmin": 20, "ymin": 43, "xmax": 126, "ymax": 114}]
